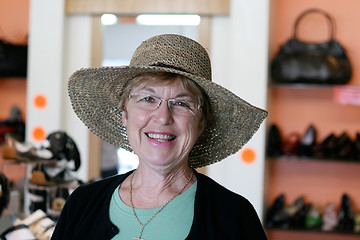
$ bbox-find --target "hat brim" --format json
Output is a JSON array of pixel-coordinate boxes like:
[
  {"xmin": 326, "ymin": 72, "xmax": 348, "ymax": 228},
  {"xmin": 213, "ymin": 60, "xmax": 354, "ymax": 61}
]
[{"xmin": 68, "ymin": 66, "xmax": 267, "ymax": 168}]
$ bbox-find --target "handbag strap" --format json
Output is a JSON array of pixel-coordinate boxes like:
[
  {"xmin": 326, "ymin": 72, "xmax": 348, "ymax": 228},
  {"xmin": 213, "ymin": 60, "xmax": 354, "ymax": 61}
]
[{"xmin": 293, "ymin": 8, "xmax": 336, "ymax": 41}]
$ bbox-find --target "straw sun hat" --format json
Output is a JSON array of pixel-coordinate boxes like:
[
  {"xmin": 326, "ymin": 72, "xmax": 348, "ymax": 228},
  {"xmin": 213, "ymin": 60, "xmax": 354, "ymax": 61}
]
[{"xmin": 68, "ymin": 34, "xmax": 267, "ymax": 168}]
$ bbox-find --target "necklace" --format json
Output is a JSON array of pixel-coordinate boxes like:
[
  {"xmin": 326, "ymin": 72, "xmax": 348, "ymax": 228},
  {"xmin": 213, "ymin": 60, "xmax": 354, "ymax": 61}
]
[{"xmin": 129, "ymin": 170, "xmax": 193, "ymax": 240}]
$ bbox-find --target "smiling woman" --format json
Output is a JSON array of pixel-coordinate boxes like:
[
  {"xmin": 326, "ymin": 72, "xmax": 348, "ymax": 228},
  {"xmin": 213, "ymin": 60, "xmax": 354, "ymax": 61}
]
[{"xmin": 51, "ymin": 34, "xmax": 268, "ymax": 240}]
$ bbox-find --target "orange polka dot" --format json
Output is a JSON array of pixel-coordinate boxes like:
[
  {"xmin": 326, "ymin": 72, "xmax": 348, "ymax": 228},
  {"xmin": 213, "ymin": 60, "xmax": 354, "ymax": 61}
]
[
  {"xmin": 240, "ymin": 148, "xmax": 256, "ymax": 164},
  {"xmin": 32, "ymin": 127, "xmax": 46, "ymax": 141},
  {"xmin": 34, "ymin": 94, "xmax": 47, "ymax": 109}
]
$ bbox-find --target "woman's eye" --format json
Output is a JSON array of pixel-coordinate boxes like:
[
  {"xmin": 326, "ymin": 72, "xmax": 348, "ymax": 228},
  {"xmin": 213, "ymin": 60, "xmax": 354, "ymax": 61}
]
[
  {"xmin": 139, "ymin": 96, "xmax": 155, "ymax": 103},
  {"xmin": 174, "ymin": 100, "xmax": 190, "ymax": 108}
]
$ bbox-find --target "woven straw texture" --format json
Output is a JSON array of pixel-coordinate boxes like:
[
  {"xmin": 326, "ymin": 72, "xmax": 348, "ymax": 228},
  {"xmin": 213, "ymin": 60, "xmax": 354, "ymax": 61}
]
[{"xmin": 68, "ymin": 34, "xmax": 267, "ymax": 168}]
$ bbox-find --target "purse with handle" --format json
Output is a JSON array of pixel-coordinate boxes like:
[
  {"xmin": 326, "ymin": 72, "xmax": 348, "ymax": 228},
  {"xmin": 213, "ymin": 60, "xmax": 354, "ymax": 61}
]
[{"xmin": 271, "ymin": 8, "xmax": 352, "ymax": 85}]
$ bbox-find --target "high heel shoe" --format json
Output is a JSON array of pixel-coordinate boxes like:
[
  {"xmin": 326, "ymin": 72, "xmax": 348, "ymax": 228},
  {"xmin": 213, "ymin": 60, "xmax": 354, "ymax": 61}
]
[
  {"xmin": 313, "ymin": 133, "xmax": 336, "ymax": 159},
  {"xmin": 272, "ymin": 196, "xmax": 305, "ymax": 229},
  {"xmin": 298, "ymin": 125, "xmax": 317, "ymax": 157},
  {"xmin": 305, "ymin": 204, "xmax": 322, "ymax": 229},
  {"xmin": 282, "ymin": 132, "xmax": 301, "ymax": 156},
  {"xmin": 338, "ymin": 193, "xmax": 355, "ymax": 231},
  {"xmin": 354, "ymin": 210, "xmax": 360, "ymax": 233},
  {"xmin": 353, "ymin": 132, "xmax": 360, "ymax": 161},
  {"xmin": 335, "ymin": 132, "xmax": 353, "ymax": 160},
  {"xmin": 322, "ymin": 203, "xmax": 338, "ymax": 231},
  {"xmin": 267, "ymin": 124, "xmax": 283, "ymax": 157},
  {"xmin": 265, "ymin": 193, "xmax": 285, "ymax": 227}
]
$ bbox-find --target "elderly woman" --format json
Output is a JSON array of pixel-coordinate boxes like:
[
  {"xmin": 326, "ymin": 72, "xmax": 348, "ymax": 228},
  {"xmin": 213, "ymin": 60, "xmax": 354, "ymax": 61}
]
[{"xmin": 51, "ymin": 34, "xmax": 268, "ymax": 240}]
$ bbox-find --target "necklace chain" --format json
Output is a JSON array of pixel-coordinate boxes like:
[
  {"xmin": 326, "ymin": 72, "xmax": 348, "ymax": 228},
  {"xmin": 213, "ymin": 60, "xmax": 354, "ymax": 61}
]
[{"xmin": 129, "ymin": 170, "xmax": 193, "ymax": 240}]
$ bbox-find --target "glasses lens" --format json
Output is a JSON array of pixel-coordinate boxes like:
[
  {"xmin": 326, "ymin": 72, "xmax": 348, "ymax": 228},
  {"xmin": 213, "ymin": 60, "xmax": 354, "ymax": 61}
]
[
  {"xmin": 131, "ymin": 94, "xmax": 161, "ymax": 111},
  {"xmin": 168, "ymin": 99, "xmax": 198, "ymax": 116}
]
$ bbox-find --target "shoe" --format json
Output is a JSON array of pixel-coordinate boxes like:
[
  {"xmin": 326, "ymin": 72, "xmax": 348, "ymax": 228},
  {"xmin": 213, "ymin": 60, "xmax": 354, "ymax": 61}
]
[
  {"xmin": 272, "ymin": 196, "xmax": 305, "ymax": 229},
  {"xmin": 305, "ymin": 204, "xmax": 322, "ymax": 229},
  {"xmin": 352, "ymin": 133, "xmax": 360, "ymax": 161},
  {"xmin": 0, "ymin": 106, "xmax": 25, "ymax": 143},
  {"xmin": 30, "ymin": 162, "xmax": 76, "ymax": 186},
  {"xmin": 267, "ymin": 124, "xmax": 283, "ymax": 157},
  {"xmin": 2, "ymin": 135, "xmax": 54, "ymax": 162},
  {"xmin": 265, "ymin": 193, "xmax": 285, "ymax": 227},
  {"xmin": 322, "ymin": 203, "xmax": 338, "ymax": 231},
  {"xmin": 335, "ymin": 132, "xmax": 354, "ymax": 160},
  {"xmin": 282, "ymin": 132, "xmax": 301, "ymax": 156},
  {"xmin": 42, "ymin": 131, "xmax": 81, "ymax": 171},
  {"xmin": 298, "ymin": 125, "xmax": 316, "ymax": 157},
  {"xmin": 49, "ymin": 187, "xmax": 69, "ymax": 216},
  {"xmin": 0, "ymin": 224, "xmax": 36, "ymax": 240},
  {"xmin": 354, "ymin": 210, "xmax": 360, "ymax": 233},
  {"xmin": 292, "ymin": 203, "xmax": 312, "ymax": 228},
  {"xmin": 313, "ymin": 133, "xmax": 336, "ymax": 159},
  {"xmin": 0, "ymin": 173, "xmax": 10, "ymax": 217},
  {"xmin": 338, "ymin": 193, "xmax": 355, "ymax": 231},
  {"xmin": 28, "ymin": 188, "xmax": 48, "ymax": 213}
]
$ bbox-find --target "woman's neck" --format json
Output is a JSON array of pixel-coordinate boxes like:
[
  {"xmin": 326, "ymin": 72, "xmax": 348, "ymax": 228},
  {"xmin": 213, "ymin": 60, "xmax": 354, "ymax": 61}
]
[{"xmin": 119, "ymin": 165, "xmax": 195, "ymax": 209}]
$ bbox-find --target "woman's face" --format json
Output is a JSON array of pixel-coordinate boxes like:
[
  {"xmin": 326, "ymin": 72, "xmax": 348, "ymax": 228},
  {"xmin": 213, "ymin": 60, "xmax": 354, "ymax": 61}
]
[{"xmin": 122, "ymin": 79, "xmax": 205, "ymax": 169}]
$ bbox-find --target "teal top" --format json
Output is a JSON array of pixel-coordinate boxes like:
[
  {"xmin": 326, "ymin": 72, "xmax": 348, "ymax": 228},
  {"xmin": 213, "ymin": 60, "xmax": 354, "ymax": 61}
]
[{"xmin": 109, "ymin": 182, "xmax": 197, "ymax": 240}]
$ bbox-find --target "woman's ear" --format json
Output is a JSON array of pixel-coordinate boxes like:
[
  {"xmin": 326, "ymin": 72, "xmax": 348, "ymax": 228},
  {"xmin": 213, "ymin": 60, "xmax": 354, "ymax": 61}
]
[{"xmin": 121, "ymin": 110, "xmax": 128, "ymax": 127}]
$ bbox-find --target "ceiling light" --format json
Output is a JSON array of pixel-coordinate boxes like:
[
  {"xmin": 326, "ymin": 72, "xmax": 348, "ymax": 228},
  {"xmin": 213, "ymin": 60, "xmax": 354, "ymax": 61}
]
[{"xmin": 101, "ymin": 14, "xmax": 118, "ymax": 25}]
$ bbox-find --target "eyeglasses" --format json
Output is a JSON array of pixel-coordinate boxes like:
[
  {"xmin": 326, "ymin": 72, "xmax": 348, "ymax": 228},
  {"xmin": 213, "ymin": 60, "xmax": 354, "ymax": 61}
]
[{"xmin": 128, "ymin": 93, "xmax": 200, "ymax": 116}]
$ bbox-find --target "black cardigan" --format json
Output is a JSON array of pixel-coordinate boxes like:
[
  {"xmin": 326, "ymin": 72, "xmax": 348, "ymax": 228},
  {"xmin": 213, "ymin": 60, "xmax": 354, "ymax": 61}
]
[{"xmin": 51, "ymin": 171, "xmax": 268, "ymax": 240}]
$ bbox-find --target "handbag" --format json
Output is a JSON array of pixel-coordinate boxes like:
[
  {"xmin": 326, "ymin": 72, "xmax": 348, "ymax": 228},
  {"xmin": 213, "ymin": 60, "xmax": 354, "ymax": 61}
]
[
  {"xmin": 271, "ymin": 8, "xmax": 352, "ymax": 85},
  {"xmin": 0, "ymin": 39, "xmax": 28, "ymax": 77}
]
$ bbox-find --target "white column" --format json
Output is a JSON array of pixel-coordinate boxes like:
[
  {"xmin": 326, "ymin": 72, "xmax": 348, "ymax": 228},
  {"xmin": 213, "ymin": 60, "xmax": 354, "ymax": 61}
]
[
  {"xmin": 207, "ymin": 0, "xmax": 270, "ymax": 220},
  {"xmin": 27, "ymin": 0, "xmax": 65, "ymax": 143},
  {"xmin": 27, "ymin": 0, "xmax": 92, "ymax": 181}
]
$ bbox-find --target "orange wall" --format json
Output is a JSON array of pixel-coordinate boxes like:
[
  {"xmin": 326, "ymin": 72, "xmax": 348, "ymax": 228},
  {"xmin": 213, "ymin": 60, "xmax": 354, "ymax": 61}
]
[
  {"xmin": 0, "ymin": 0, "xmax": 29, "ymax": 45},
  {"xmin": 0, "ymin": 0, "xmax": 29, "ymax": 184},
  {"xmin": 0, "ymin": 0, "xmax": 28, "ymax": 119}
]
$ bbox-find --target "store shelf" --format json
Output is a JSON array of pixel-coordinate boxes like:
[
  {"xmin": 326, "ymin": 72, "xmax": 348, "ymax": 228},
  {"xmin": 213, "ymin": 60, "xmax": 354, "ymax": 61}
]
[
  {"xmin": 266, "ymin": 228, "xmax": 360, "ymax": 240},
  {"xmin": 268, "ymin": 82, "xmax": 338, "ymax": 89}
]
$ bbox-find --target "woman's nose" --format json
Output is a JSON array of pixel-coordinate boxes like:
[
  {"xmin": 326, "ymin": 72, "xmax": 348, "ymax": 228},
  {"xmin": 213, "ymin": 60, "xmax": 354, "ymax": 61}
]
[{"xmin": 153, "ymin": 101, "xmax": 173, "ymax": 124}]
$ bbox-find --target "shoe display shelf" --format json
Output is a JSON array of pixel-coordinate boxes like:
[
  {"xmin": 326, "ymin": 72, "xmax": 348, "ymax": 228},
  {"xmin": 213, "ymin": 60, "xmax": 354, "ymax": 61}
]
[
  {"xmin": 1, "ymin": 159, "xmax": 76, "ymax": 219},
  {"xmin": 265, "ymin": 84, "xmax": 360, "ymax": 240}
]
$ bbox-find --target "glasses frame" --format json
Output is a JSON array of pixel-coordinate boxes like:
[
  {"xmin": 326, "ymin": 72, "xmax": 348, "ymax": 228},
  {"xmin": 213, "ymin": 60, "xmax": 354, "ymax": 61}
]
[{"xmin": 128, "ymin": 93, "xmax": 201, "ymax": 116}]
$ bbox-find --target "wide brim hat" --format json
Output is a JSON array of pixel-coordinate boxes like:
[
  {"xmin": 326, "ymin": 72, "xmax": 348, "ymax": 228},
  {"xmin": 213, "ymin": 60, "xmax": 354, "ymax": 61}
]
[{"xmin": 68, "ymin": 34, "xmax": 267, "ymax": 168}]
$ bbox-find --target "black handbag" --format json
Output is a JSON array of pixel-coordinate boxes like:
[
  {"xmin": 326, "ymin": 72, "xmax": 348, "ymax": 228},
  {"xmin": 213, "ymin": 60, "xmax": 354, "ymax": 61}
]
[
  {"xmin": 271, "ymin": 8, "xmax": 352, "ymax": 85},
  {"xmin": 0, "ymin": 39, "xmax": 28, "ymax": 77}
]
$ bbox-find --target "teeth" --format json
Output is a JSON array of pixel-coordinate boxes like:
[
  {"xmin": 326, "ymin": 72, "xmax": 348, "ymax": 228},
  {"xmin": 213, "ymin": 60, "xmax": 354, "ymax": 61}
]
[{"xmin": 147, "ymin": 133, "xmax": 175, "ymax": 142}]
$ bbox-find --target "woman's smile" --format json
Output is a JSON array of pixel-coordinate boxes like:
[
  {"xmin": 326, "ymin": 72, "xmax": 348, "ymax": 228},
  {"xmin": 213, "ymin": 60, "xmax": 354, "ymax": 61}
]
[{"xmin": 145, "ymin": 132, "xmax": 177, "ymax": 143}]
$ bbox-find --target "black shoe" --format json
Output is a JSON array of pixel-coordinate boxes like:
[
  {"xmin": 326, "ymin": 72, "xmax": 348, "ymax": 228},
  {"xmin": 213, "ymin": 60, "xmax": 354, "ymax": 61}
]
[
  {"xmin": 266, "ymin": 193, "xmax": 285, "ymax": 228},
  {"xmin": 352, "ymin": 132, "xmax": 360, "ymax": 161},
  {"xmin": 313, "ymin": 133, "xmax": 336, "ymax": 159},
  {"xmin": 292, "ymin": 203, "xmax": 312, "ymax": 228},
  {"xmin": 42, "ymin": 131, "xmax": 81, "ymax": 171},
  {"xmin": 272, "ymin": 196, "xmax": 305, "ymax": 229},
  {"xmin": 0, "ymin": 173, "xmax": 10, "ymax": 216},
  {"xmin": 298, "ymin": 125, "xmax": 316, "ymax": 157},
  {"xmin": 338, "ymin": 193, "xmax": 355, "ymax": 231},
  {"xmin": 267, "ymin": 124, "xmax": 283, "ymax": 157},
  {"xmin": 335, "ymin": 132, "xmax": 353, "ymax": 160}
]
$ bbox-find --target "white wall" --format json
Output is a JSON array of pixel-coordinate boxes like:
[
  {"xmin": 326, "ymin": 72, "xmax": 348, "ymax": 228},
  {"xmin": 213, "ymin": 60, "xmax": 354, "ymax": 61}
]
[{"xmin": 206, "ymin": 0, "xmax": 269, "ymax": 219}]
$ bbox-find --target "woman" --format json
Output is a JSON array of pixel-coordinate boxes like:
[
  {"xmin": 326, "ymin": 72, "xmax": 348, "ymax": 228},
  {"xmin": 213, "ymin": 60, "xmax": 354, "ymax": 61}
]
[{"xmin": 51, "ymin": 34, "xmax": 268, "ymax": 240}]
